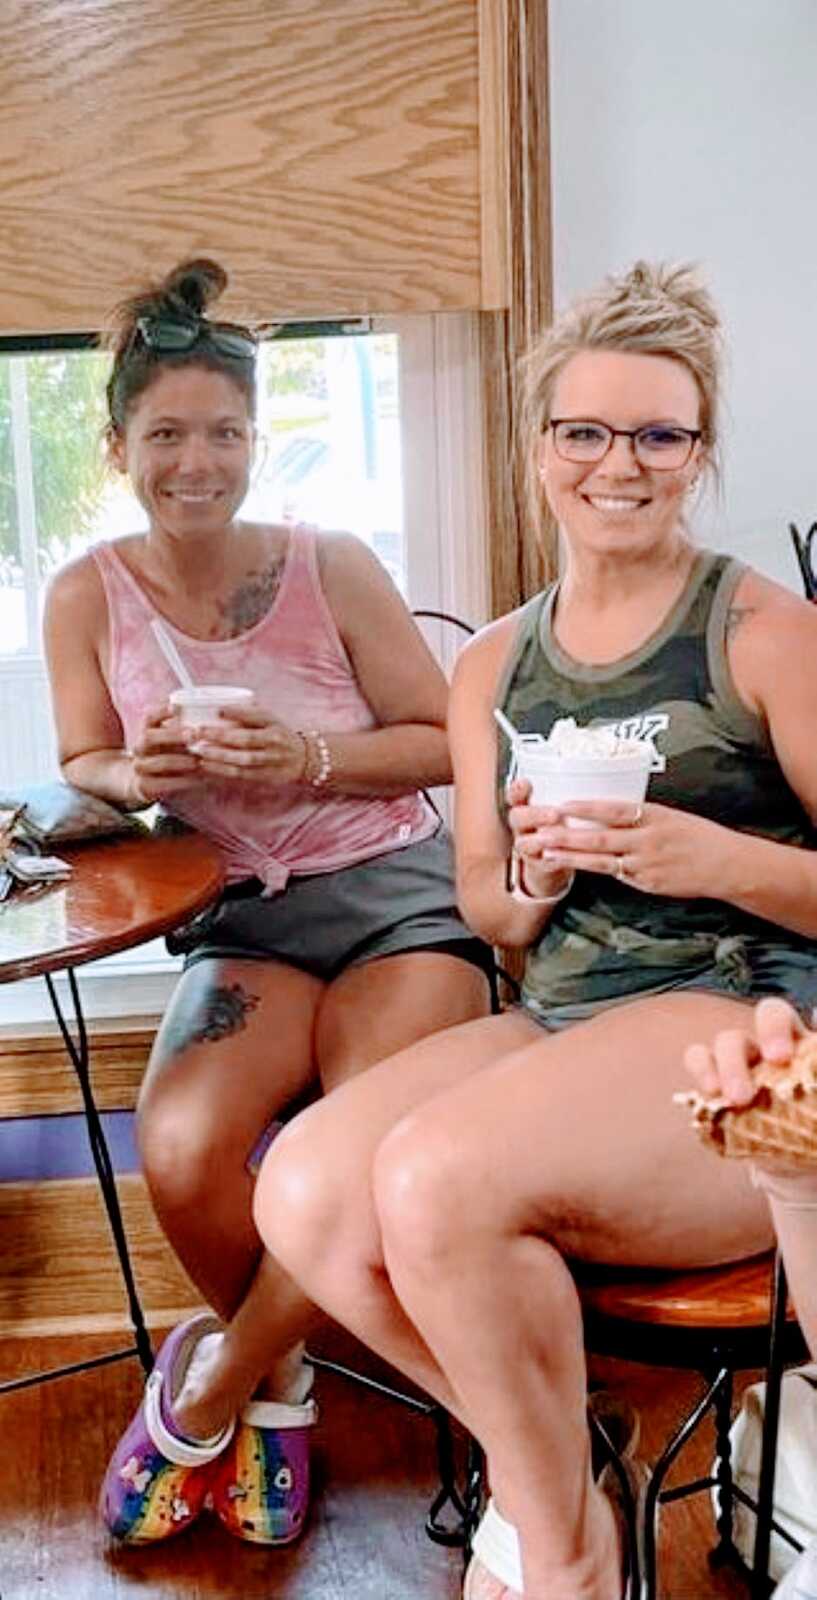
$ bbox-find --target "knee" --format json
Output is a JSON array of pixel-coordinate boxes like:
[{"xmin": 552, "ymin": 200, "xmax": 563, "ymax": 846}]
[
  {"xmin": 136, "ymin": 1078, "xmax": 233, "ymax": 1213},
  {"xmin": 253, "ymin": 1111, "xmax": 364, "ymax": 1282},
  {"xmin": 372, "ymin": 1112, "xmax": 484, "ymax": 1278}
]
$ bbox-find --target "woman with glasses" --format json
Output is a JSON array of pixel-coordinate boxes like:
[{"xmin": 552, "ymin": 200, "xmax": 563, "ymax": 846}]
[
  {"xmin": 43, "ymin": 257, "xmax": 493, "ymax": 1550},
  {"xmin": 251, "ymin": 261, "xmax": 817, "ymax": 1598}
]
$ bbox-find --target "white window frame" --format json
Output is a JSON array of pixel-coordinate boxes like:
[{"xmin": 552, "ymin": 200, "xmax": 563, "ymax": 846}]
[{"xmin": 0, "ymin": 312, "xmax": 488, "ymax": 1029}]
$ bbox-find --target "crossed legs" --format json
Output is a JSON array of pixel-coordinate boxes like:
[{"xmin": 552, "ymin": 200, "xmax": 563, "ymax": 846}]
[
  {"xmin": 256, "ymin": 991, "xmax": 774, "ymax": 1599},
  {"xmin": 136, "ymin": 948, "xmax": 490, "ymax": 1436}
]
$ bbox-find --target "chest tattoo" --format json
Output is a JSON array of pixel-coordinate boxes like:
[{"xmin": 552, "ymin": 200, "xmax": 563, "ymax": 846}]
[{"xmin": 213, "ymin": 557, "xmax": 286, "ymax": 638}]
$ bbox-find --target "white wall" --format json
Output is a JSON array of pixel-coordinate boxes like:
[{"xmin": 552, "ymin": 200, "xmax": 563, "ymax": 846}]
[{"xmin": 549, "ymin": 0, "xmax": 817, "ymax": 589}]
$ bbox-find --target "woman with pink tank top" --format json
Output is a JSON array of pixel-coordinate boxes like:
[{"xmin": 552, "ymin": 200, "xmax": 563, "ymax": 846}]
[{"xmin": 44, "ymin": 257, "xmax": 492, "ymax": 1551}]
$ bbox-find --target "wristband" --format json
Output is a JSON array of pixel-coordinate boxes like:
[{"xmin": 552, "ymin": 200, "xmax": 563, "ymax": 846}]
[{"xmin": 508, "ymin": 850, "xmax": 574, "ymax": 905}]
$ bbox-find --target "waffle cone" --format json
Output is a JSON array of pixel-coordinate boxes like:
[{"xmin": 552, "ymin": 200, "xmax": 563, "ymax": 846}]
[{"xmin": 675, "ymin": 1032, "xmax": 817, "ymax": 1166}]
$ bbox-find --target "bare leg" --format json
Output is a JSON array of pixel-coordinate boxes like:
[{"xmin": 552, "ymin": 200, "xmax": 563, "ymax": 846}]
[
  {"xmin": 758, "ymin": 1175, "xmax": 817, "ymax": 1357},
  {"xmin": 139, "ymin": 956, "xmax": 323, "ymax": 1313},
  {"xmin": 262, "ymin": 991, "xmax": 772, "ymax": 1600},
  {"xmin": 372, "ymin": 992, "xmax": 773, "ymax": 1600},
  {"xmin": 256, "ymin": 1007, "xmax": 538, "ymax": 1424},
  {"xmin": 159, "ymin": 951, "xmax": 490, "ymax": 1435},
  {"xmin": 137, "ymin": 955, "xmax": 324, "ymax": 1425}
]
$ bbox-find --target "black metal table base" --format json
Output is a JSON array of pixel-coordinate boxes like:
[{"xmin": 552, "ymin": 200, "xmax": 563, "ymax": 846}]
[{"xmin": 2, "ymin": 967, "xmax": 154, "ymax": 1393}]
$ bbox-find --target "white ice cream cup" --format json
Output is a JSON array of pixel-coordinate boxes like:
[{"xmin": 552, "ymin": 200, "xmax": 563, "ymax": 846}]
[
  {"xmin": 169, "ymin": 685, "xmax": 255, "ymax": 728},
  {"xmin": 513, "ymin": 744, "xmax": 652, "ymax": 827}
]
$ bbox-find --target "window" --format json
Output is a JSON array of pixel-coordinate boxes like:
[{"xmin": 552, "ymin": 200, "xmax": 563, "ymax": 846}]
[{"xmin": 0, "ymin": 313, "xmax": 487, "ymax": 1025}]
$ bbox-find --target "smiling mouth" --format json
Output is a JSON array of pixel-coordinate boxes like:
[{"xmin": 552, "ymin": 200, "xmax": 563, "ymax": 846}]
[
  {"xmin": 164, "ymin": 490, "xmax": 222, "ymax": 503},
  {"xmin": 583, "ymin": 494, "xmax": 650, "ymax": 513}
]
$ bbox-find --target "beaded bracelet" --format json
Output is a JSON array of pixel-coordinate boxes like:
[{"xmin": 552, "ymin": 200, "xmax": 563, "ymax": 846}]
[
  {"xmin": 507, "ymin": 850, "xmax": 574, "ymax": 905},
  {"xmin": 306, "ymin": 729, "xmax": 332, "ymax": 789}
]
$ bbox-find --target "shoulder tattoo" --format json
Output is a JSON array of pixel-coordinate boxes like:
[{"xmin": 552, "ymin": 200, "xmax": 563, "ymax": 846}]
[
  {"xmin": 724, "ymin": 604, "xmax": 758, "ymax": 639},
  {"xmin": 214, "ymin": 557, "xmax": 286, "ymax": 637}
]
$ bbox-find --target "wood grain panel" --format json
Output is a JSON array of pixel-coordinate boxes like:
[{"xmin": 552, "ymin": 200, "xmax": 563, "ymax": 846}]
[
  {"xmin": 0, "ymin": 0, "xmax": 484, "ymax": 331},
  {"xmin": 0, "ymin": 1023, "xmax": 154, "ymax": 1117},
  {"xmin": 478, "ymin": 0, "xmax": 510, "ymax": 309},
  {"xmin": 0, "ymin": 1173, "xmax": 198, "ymax": 1334},
  {"xmin": 483, "ymin": 0, "xmax": 553, "ymax": 622}
]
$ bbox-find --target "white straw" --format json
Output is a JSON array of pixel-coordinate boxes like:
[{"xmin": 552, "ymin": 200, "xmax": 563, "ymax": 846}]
[
  {"xmin": 493, "ymin": 706, "xmax": 521, "ymax": 745},
  {"xmin": 150, "ymin": 619, "xmax": 194, "ymax": 688}
]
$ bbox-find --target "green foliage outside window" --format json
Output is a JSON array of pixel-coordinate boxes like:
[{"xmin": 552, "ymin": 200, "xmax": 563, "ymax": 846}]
[{"xmin": 0, "ymin": 353, "xmax": 109, "ymax": 575}]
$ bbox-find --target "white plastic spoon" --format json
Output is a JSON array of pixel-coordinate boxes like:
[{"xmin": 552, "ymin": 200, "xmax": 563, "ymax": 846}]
[
  {"xmin": 493, "ymin": 707, "xmax": 522, "ymax": 747},
  {"xmin": 150, "ymin": 618, "xmax": 194, "ymax": 689}
]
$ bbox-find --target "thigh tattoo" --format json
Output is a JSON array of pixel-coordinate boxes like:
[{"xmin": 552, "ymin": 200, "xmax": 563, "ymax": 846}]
[{"xmin": 163, "ymin": 978, "xmax": 261, "ymax": 1056}]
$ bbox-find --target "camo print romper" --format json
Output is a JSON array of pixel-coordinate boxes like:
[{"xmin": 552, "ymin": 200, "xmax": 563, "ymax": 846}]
[{"xmin": 496, "ymin": 550, "xmax": 817, "ymax": 1031}]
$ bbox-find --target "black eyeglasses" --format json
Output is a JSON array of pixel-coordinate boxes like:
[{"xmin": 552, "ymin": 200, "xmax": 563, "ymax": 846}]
[
  {"xmin": 549, "ymin": 419, "xmax": 702, "ymax": 470},
  {"xmin": 133, "ymin": 313, "xmax": 258, "ymax": 363}
]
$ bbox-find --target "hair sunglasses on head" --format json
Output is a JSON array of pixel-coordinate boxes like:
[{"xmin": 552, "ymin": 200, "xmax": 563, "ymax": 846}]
[{"xmin": 134, "ymin": 313, "xmax": 257, "ymax": 362}]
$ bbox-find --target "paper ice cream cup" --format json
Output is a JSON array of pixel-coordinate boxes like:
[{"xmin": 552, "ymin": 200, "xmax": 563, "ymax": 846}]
[
  {"xmin": 169, "ymin": 685, "xmax": 255, "ymax": 728},
  {"xmin": 514, "ymin": 745, "xmax": 652, "ymax": 827}
]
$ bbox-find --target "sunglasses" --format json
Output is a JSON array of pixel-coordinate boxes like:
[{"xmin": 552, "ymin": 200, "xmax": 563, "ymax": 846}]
[{"xmin": 134, "ymin": 313, "xmax": 258, "ymax": 363}]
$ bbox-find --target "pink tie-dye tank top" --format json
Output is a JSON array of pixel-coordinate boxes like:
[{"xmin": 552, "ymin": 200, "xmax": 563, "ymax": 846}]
[{"xmin": 92, "ymin": 527, "xmax": 437, "ymax": 892}]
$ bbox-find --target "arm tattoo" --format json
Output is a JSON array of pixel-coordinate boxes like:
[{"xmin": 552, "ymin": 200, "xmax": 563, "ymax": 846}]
[
  {"xmin": 162, "ymin": 979, "xmax": 260, "ymax": 1057},
  {"xmin": 214, "ymin": 558, "xmax": 286, "ymax": 637},
  {"xmin": 724, "ymin": 604, "xmax": 757, "ymax": 639}
]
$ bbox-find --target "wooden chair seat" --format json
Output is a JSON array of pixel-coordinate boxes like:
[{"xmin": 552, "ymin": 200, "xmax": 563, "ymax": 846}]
[{"xmin": 576, "ymin": 1250, "xmax": 797, "ymax": 1330}]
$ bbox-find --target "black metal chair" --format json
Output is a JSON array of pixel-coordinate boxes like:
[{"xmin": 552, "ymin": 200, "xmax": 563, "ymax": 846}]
[
  {"xmin": 788, "ymin": 521, "xmax": 817, "ymax": 603},
  {"xmin": 577, "ymin": 1249, "xmax": 807, "ymax": 1599}
]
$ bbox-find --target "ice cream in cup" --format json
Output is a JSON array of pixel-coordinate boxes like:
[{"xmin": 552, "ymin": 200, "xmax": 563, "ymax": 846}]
[
  {"xmin": 510, "ymin": 717, "xmax": 655, "ymax": 827},
  {"xmin": 169, "ymin": 685, "xmax": 255, "ymax": 729}
]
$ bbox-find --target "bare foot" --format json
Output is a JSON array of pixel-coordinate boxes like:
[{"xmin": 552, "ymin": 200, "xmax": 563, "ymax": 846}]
[{"xmin": 463, "ymin": 1554, "xmax": 521, "ymax": 1600}]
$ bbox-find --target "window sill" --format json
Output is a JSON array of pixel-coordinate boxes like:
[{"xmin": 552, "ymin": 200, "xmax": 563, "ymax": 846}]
[{"xmin": 0, "ymin": 940, "xmax": 181, "ymax": 1030}]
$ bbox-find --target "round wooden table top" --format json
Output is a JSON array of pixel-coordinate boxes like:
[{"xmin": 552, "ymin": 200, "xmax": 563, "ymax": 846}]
[{"xmin": 0, "ymin": 831, "xmax": 224, "ymax": 983}]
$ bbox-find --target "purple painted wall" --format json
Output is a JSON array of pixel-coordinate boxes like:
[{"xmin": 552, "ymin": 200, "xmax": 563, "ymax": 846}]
[{"xmin": 0, "ymin": 1111, "xmax": 139, "ymax": 1181}]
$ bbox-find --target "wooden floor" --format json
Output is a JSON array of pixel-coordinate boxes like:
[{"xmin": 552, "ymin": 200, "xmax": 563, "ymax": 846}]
[{"xmin": 0, "ymin": 1325, "xmax": 759, "ymax": 1600}]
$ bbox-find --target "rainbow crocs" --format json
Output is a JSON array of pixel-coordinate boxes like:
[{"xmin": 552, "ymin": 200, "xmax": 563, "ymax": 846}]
[
  {"xmin": 99, "ymin": 1313, "xmax": 234, "ymax": 1544},
  {"xmin": 210, "ymin": 1391, "xmax": 318, "ymax": 1545}
]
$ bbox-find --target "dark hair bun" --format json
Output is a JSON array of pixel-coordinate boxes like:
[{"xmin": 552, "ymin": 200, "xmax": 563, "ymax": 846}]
[{"xmin": 161, "ymin": 258, "xmax": 228, "ymax": 319}]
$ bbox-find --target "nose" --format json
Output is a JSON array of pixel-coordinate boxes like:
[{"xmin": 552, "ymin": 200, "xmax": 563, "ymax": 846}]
[
  {"xmin": 176, "ymin": 432, "xmax": 214, "ymax": 474},
  {"xmin": 601, "ymin": 433, "xmax": 641, "ymax": 475}
]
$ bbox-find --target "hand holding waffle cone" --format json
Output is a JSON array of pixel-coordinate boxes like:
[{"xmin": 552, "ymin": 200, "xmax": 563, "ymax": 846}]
[{"xmin": 676, "ymin": 998, "xmax": 817, "ymax": 1170}]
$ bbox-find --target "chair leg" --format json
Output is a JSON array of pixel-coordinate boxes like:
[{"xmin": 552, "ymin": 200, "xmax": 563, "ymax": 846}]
[
  {"xmin": 306, "ymin": 1351, "xmax": 469, "ymax": 1547},
  {"xmin": 711, "ymin": 1361, "xmax": 736, "ymax": 1563},
  {"xmin": 588, "ymin": 1413, "xmax": 641, "ymax": 1600},
  {"xmin": 750, "ymin": 1252, "xmax": 790, "ymax": 1600},
  {"xmin": 425, "ymin": 1408, "xmax": 470, "ymax": 1547},
  {"xmin": 641, "ymin": 1367, "xmax": 730, "ymax": 1600}
]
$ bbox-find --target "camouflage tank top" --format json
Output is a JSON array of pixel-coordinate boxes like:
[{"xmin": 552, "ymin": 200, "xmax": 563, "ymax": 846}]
[{"xmin": 496, "ymin": 550, "xmax": 817, "ymax": 1022}]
